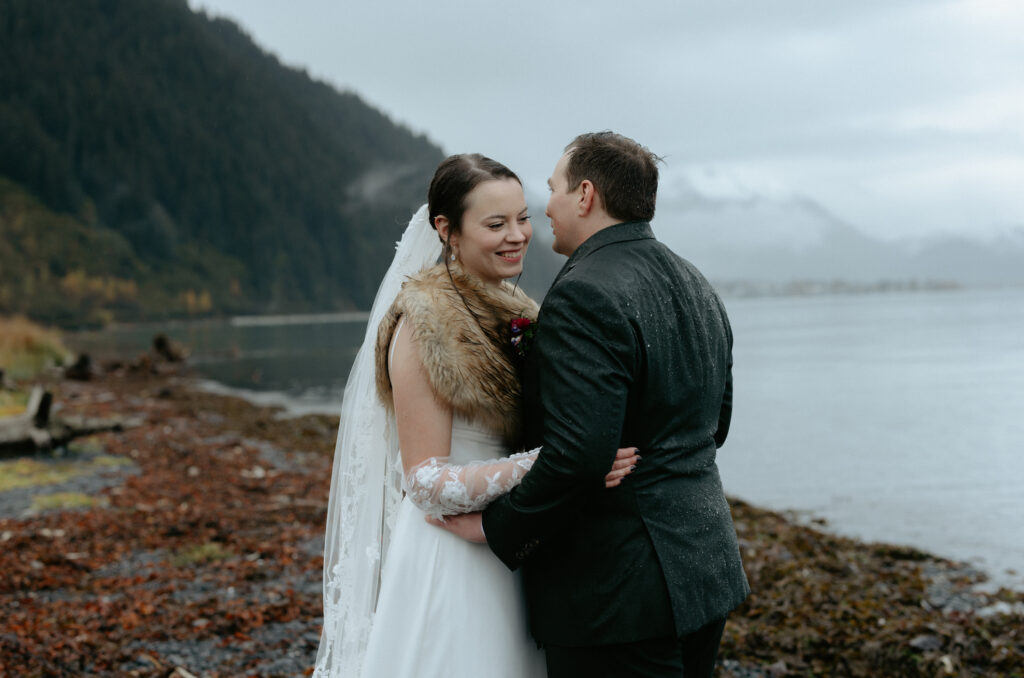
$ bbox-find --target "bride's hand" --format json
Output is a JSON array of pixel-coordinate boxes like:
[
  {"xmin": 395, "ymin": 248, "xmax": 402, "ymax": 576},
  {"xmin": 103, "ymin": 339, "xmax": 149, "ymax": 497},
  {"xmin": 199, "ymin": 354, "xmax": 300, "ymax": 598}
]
[{"xmin": 604, "ymin": 447, "xmax": 640, "ymax": 488}]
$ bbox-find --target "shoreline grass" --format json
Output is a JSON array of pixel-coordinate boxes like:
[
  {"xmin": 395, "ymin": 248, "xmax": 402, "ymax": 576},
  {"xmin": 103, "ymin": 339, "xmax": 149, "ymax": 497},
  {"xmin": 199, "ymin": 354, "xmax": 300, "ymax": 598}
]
[{"xmin": 0, "ymin": 314, "xmax": 73, "ymax": 380}]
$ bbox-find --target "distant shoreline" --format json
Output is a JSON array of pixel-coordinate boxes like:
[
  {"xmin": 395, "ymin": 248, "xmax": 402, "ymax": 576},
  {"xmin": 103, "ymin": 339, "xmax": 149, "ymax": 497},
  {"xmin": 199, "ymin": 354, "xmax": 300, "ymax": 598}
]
[
  {"xmin": 28, "ymin": 280, "xmax": 1024, "ymax": 332},
  {"xmin": 713, "ymin": 277, "xmax": 966, "ymax": 298},
  {"xmin": 70, "ymin": 310, "xmax": 371, "ymax": 334}
]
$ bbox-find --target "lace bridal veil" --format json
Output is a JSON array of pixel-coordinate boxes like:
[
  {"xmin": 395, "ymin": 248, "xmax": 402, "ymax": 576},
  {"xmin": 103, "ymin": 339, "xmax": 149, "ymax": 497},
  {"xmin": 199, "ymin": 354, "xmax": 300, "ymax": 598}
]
[{"xmin": 314, "ymin": 205, "xmax": 440, "ymax": 677}]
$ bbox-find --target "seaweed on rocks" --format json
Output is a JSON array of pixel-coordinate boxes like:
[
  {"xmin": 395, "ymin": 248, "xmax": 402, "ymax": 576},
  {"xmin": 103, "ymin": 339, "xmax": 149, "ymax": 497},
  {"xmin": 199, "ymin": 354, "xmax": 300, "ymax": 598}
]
[{"xmin": 1, "ymin": 371, "xmax": 1021, "ymax": 676}]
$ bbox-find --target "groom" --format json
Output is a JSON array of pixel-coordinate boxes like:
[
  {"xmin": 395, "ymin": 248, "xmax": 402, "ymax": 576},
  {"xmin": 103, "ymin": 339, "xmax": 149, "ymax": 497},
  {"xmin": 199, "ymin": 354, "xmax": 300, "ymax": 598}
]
[{"xmin": 433, "ymin": 132, "xmax": 749, "ymax": 677}]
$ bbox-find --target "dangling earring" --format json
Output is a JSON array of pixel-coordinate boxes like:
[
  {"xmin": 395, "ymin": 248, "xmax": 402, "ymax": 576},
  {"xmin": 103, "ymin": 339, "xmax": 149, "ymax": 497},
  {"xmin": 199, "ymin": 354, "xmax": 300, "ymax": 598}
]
[{"xmin": 450, "ymin": 252, "xmax": 456, "ymax": 261}]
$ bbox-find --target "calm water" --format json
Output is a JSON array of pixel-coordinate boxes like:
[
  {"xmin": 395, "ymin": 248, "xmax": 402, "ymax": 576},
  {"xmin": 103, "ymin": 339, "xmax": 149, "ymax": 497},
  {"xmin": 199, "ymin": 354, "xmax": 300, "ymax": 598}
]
[
  {"xmin": 71, "ymin": 312, "xmax": 370, "ymax": 415},
  {"xmin": 69, "ymin": 288, "xmax": 1024, "ymax": 587},
  {"xmin": 718, "ymin": 287, "xmax": 1024, "ymax": 588}
]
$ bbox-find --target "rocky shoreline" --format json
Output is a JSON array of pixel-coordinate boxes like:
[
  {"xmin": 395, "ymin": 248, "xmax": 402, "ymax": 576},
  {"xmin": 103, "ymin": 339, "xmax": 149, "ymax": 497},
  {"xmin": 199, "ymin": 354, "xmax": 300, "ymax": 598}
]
[
  {"xmin": 1, "ymin": 369, "xmax": 1021, "ymax": 676},
  {"xmin": 720, "ymin": 500, "xmax": 1023, "ymax": 677}
]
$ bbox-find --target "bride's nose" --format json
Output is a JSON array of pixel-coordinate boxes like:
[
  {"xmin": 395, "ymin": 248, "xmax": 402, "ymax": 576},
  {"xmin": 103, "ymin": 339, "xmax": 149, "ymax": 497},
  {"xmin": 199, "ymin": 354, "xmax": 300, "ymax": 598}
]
[{"xmin": 506, "ymin": 222, "xmax": 529, "ymax": 244}]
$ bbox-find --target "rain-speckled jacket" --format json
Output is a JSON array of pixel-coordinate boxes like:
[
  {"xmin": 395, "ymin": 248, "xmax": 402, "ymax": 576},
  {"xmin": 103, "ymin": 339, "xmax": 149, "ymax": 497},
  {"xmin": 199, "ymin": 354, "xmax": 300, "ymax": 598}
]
[{"xmin": 482, "ymin": 220, "xmax": 750, "ymax": 646}]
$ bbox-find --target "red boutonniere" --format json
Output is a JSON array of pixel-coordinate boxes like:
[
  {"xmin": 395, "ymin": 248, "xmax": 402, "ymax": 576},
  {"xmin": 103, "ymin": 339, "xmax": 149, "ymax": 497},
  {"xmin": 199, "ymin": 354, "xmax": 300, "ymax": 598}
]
[{"xmin": 510, "ymin": 316, "xmax": 536, "ymax": 357}]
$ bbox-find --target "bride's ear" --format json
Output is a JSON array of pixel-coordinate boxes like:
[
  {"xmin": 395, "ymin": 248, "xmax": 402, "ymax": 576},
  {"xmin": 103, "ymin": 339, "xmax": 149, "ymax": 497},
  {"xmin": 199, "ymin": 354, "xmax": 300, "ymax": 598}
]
[{"xmin": 434, "ymin": 215, "xmax": 452, "ymax": 243}]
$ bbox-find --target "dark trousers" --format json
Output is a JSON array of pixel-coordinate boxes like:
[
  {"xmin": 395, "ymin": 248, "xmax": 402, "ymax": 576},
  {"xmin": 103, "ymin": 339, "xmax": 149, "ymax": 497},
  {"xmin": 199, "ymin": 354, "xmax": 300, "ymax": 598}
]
[{"xmin": 544, "ymin": 617, "xmax": 727, "ymax": 678}]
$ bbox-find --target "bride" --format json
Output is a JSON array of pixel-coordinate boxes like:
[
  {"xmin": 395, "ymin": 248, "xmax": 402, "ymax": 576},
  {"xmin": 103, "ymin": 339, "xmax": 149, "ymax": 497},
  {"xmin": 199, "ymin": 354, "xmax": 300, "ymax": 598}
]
[{"xmin": 314, "ymin": 155, "xmax": 639, "ymax": 677}]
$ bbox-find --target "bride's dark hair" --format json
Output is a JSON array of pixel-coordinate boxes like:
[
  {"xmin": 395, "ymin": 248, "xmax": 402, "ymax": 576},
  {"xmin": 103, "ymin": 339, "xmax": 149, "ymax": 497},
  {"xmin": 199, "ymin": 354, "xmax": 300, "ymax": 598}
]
[{"xmin": 427, "ymin": 154, "xmax": 521, "ymax": 247}]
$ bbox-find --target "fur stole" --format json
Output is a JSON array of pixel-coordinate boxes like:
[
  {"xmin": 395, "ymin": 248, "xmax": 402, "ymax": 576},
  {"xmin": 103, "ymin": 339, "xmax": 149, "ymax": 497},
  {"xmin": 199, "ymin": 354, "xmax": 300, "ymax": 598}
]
[{"xmin": 375, "ymin": 263, "xmax": 539, "ymax": 446}]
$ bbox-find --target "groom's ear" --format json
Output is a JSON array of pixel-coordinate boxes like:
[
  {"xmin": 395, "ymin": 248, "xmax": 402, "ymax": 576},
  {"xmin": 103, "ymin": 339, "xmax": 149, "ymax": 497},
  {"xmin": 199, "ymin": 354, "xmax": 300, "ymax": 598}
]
[{"xmin": 577, "ymin": 179, "xmax": 598, "ymax": 216}]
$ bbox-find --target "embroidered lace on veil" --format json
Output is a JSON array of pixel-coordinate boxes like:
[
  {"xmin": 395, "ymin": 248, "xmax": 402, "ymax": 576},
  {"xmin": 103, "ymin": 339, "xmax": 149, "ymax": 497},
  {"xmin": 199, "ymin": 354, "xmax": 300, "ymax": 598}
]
[{"xmin": 314, "ymin": 205, "xmax": 441, "ymax": 677}]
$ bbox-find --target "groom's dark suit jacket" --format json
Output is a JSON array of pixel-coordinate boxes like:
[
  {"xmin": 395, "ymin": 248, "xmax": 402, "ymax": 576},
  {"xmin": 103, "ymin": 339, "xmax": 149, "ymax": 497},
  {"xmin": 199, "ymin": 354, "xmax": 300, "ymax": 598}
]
[{"xmin": 483, "ymin": 221, "xmax": 749, "ymax": 646}]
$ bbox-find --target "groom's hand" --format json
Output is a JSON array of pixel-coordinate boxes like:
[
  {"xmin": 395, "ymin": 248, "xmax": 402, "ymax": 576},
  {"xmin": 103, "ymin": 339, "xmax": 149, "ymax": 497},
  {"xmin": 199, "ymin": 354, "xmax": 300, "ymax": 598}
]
[{"xmin": 425, "ymin": 512, "xmax": 486, "ymax": 543}]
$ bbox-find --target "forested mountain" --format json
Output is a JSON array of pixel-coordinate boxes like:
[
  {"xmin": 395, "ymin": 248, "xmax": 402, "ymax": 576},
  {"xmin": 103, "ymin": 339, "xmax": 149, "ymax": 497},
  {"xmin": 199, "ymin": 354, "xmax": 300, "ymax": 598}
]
[{"xmin": 0, "ymin": 0, "xmax": 446, "ymax": 325}]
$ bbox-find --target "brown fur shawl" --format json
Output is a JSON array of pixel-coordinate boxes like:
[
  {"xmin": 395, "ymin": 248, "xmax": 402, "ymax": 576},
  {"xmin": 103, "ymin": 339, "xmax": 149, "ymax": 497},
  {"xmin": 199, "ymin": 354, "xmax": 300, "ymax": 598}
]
[{"xmin": 375, "ymin": 264, "xmax": 539, "ymax": 445}]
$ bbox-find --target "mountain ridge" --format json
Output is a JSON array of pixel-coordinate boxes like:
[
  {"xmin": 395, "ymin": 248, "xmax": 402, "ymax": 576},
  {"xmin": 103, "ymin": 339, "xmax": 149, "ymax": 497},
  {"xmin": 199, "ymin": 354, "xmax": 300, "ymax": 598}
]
[
  {"xmin": 0, "ymin": 0, "xmax": 445, "ymax": 325},
  {"xmin": 654, "ymin": 183, "xmax": 1024, "ymax": 291}
]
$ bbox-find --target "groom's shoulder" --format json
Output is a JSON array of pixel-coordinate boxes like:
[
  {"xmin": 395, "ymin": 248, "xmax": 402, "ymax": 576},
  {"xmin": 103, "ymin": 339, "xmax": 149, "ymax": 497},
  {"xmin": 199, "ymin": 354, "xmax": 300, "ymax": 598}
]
[
  {"xmin": 541, "ymin": 261, "xmax": 622, "ymax": 318},
  {"xmin": 572, "ymin": 232, "xmax": 687, "ymax": 281},
  {"xmin": 559, "ymin": 236, "xmax": 717, "ymax": 304},
  {"xmin": 545, "ymin": 263, "xmax": 606, "ymax": 302},
  {"xmin": 543, "ymin": 257, "xmax": 641, "ymax": 321}
]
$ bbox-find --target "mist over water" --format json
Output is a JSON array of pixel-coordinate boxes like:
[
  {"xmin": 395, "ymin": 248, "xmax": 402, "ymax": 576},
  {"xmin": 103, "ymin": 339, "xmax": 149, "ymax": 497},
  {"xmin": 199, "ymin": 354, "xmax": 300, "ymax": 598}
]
[{"xmin": 70, "ymin": 287, "xmax": 1024, "ymax": 586}]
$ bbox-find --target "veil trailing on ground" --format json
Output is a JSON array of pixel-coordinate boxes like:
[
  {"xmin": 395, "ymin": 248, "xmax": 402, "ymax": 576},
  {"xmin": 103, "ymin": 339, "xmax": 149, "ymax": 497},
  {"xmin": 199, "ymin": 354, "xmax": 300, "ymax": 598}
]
[{"xmin": 314, "ymin": 205, "xmax": 441, "ymax": 678}]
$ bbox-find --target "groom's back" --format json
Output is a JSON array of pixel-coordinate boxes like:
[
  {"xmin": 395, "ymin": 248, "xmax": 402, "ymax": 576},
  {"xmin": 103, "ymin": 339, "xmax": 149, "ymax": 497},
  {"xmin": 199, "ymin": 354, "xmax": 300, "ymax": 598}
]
[
  {"xmin": 521, "ymin": 227, "xmax": 748, "ymax": 645},
  {"xmin": 615, "ymin": 238, "xmax": 732, "ymax": 465}
]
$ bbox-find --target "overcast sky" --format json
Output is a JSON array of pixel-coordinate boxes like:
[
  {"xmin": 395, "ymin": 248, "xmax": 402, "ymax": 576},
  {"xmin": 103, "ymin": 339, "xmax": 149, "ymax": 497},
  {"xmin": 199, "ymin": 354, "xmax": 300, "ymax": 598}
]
[{"xmin": 192, "ymin": 0, "xmax": 1023, "ymax": 244}]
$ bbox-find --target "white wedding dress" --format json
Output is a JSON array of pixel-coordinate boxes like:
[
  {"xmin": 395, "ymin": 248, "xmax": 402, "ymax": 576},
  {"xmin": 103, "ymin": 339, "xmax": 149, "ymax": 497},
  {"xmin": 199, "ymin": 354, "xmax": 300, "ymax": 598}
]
[
  {"xmin": 313, "ymin": 206, "xmax": 544, "ymax": 677},
  {"xmin": 360, "ymin": 413, "xmax": 547, "ymax": 678}
]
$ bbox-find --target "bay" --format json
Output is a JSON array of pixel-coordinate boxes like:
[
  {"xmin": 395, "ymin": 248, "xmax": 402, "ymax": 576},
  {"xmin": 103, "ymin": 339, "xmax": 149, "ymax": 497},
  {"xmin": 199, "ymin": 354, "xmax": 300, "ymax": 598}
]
[
  {"xmin": 69, "ymin": 287, "xmax": 1024, "ymax": 587},
  {"xmin": 718, "ymin": 286, "xmax": 1024, "ymax": 589},
  {"xmin": 69, "ymin": 312, "xmax": 369, "ymax": 416}
]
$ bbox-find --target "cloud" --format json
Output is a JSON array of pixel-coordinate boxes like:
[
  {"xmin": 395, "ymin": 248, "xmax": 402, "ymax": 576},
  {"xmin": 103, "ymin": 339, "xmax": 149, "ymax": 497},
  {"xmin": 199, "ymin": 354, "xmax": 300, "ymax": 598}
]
[
  {"xmin": 653, "ymin": 173, "xmax": 1024, "ymax": 285},
  {"xmin": 192, "ymin": 0, "xmax": 1024, "ymax": 242}
]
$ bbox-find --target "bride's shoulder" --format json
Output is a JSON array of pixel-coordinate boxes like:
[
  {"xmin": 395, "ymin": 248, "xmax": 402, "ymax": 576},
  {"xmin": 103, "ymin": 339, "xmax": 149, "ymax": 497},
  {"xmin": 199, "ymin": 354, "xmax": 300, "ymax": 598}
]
[
  {"xmin": 405, "ymin": 262, "xmax": 448, "ymax": 285},
  {"xmin": 395, "ymin": 263, "xmax": 449, "ymax": 300},
  {"xmin": 380, "ymin": 264, "xmax": 462, "ymax": 353},
  {"xmin": 390, "ymin": 264, "xmax": 451, "ymax": 317},
  {"xmin": 374, "ymin": 267, "xmax": 449, "ymax": 407}
]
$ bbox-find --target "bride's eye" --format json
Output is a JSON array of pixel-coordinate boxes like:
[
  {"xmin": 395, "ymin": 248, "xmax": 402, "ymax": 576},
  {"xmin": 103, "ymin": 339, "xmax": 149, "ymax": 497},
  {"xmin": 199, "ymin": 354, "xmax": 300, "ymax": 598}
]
[
  {"xmin": 488, "ymin": 222, "xmax": 504, "ymax": 229},
  {"xmin": 518, "ymin": 215, "xmax": 531, "ymax": 223}
]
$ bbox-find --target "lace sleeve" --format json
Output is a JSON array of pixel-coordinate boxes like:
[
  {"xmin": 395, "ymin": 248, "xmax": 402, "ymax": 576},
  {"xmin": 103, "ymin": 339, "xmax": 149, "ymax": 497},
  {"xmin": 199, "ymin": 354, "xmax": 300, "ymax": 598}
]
[{"xmin": 405, "ymin": 448, "xmax": 540, "ymax": 519}]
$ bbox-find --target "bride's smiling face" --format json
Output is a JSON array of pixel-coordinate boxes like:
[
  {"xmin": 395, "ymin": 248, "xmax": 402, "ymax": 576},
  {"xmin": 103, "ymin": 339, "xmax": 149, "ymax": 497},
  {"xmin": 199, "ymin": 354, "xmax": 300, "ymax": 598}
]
[{"xmin": 441, "ymin": 178, "xmax": 531, "ymax": 285}]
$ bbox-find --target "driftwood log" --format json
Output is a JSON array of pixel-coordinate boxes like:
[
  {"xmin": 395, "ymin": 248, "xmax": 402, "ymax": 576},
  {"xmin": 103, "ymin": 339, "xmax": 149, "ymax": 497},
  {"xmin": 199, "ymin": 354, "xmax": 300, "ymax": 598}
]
[
  {"xmin": 0, "ymin": 386, "xmax": 141, "ymax": 456},
  {"xmin": 64, "ymin": 354, "xmax": 95, "ymax": 381},
  {"xmin": 153, "ymin": 334, "xmax": 187, "ymax": 362}
]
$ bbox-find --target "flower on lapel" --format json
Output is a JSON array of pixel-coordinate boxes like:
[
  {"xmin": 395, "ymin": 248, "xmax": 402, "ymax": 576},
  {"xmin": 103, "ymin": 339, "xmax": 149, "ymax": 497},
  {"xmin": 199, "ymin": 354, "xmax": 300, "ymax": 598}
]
[{"xmin": 510, "ymin": 316, "xmax": 536, "ymax": 357}]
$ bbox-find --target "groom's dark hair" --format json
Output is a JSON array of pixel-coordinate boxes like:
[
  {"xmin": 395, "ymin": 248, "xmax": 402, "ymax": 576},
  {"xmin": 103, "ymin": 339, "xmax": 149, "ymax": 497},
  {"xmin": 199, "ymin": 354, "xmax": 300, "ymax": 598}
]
[{"xmin": 564, "ymin": 132, "xmax": 660, "ymax": 222}]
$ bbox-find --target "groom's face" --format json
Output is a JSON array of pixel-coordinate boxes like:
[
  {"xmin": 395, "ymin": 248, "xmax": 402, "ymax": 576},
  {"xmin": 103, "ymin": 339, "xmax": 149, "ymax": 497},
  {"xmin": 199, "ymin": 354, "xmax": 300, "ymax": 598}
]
[{"xmin": 545, "ymin": 152, "xmax": 580, "ymax": 256}]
